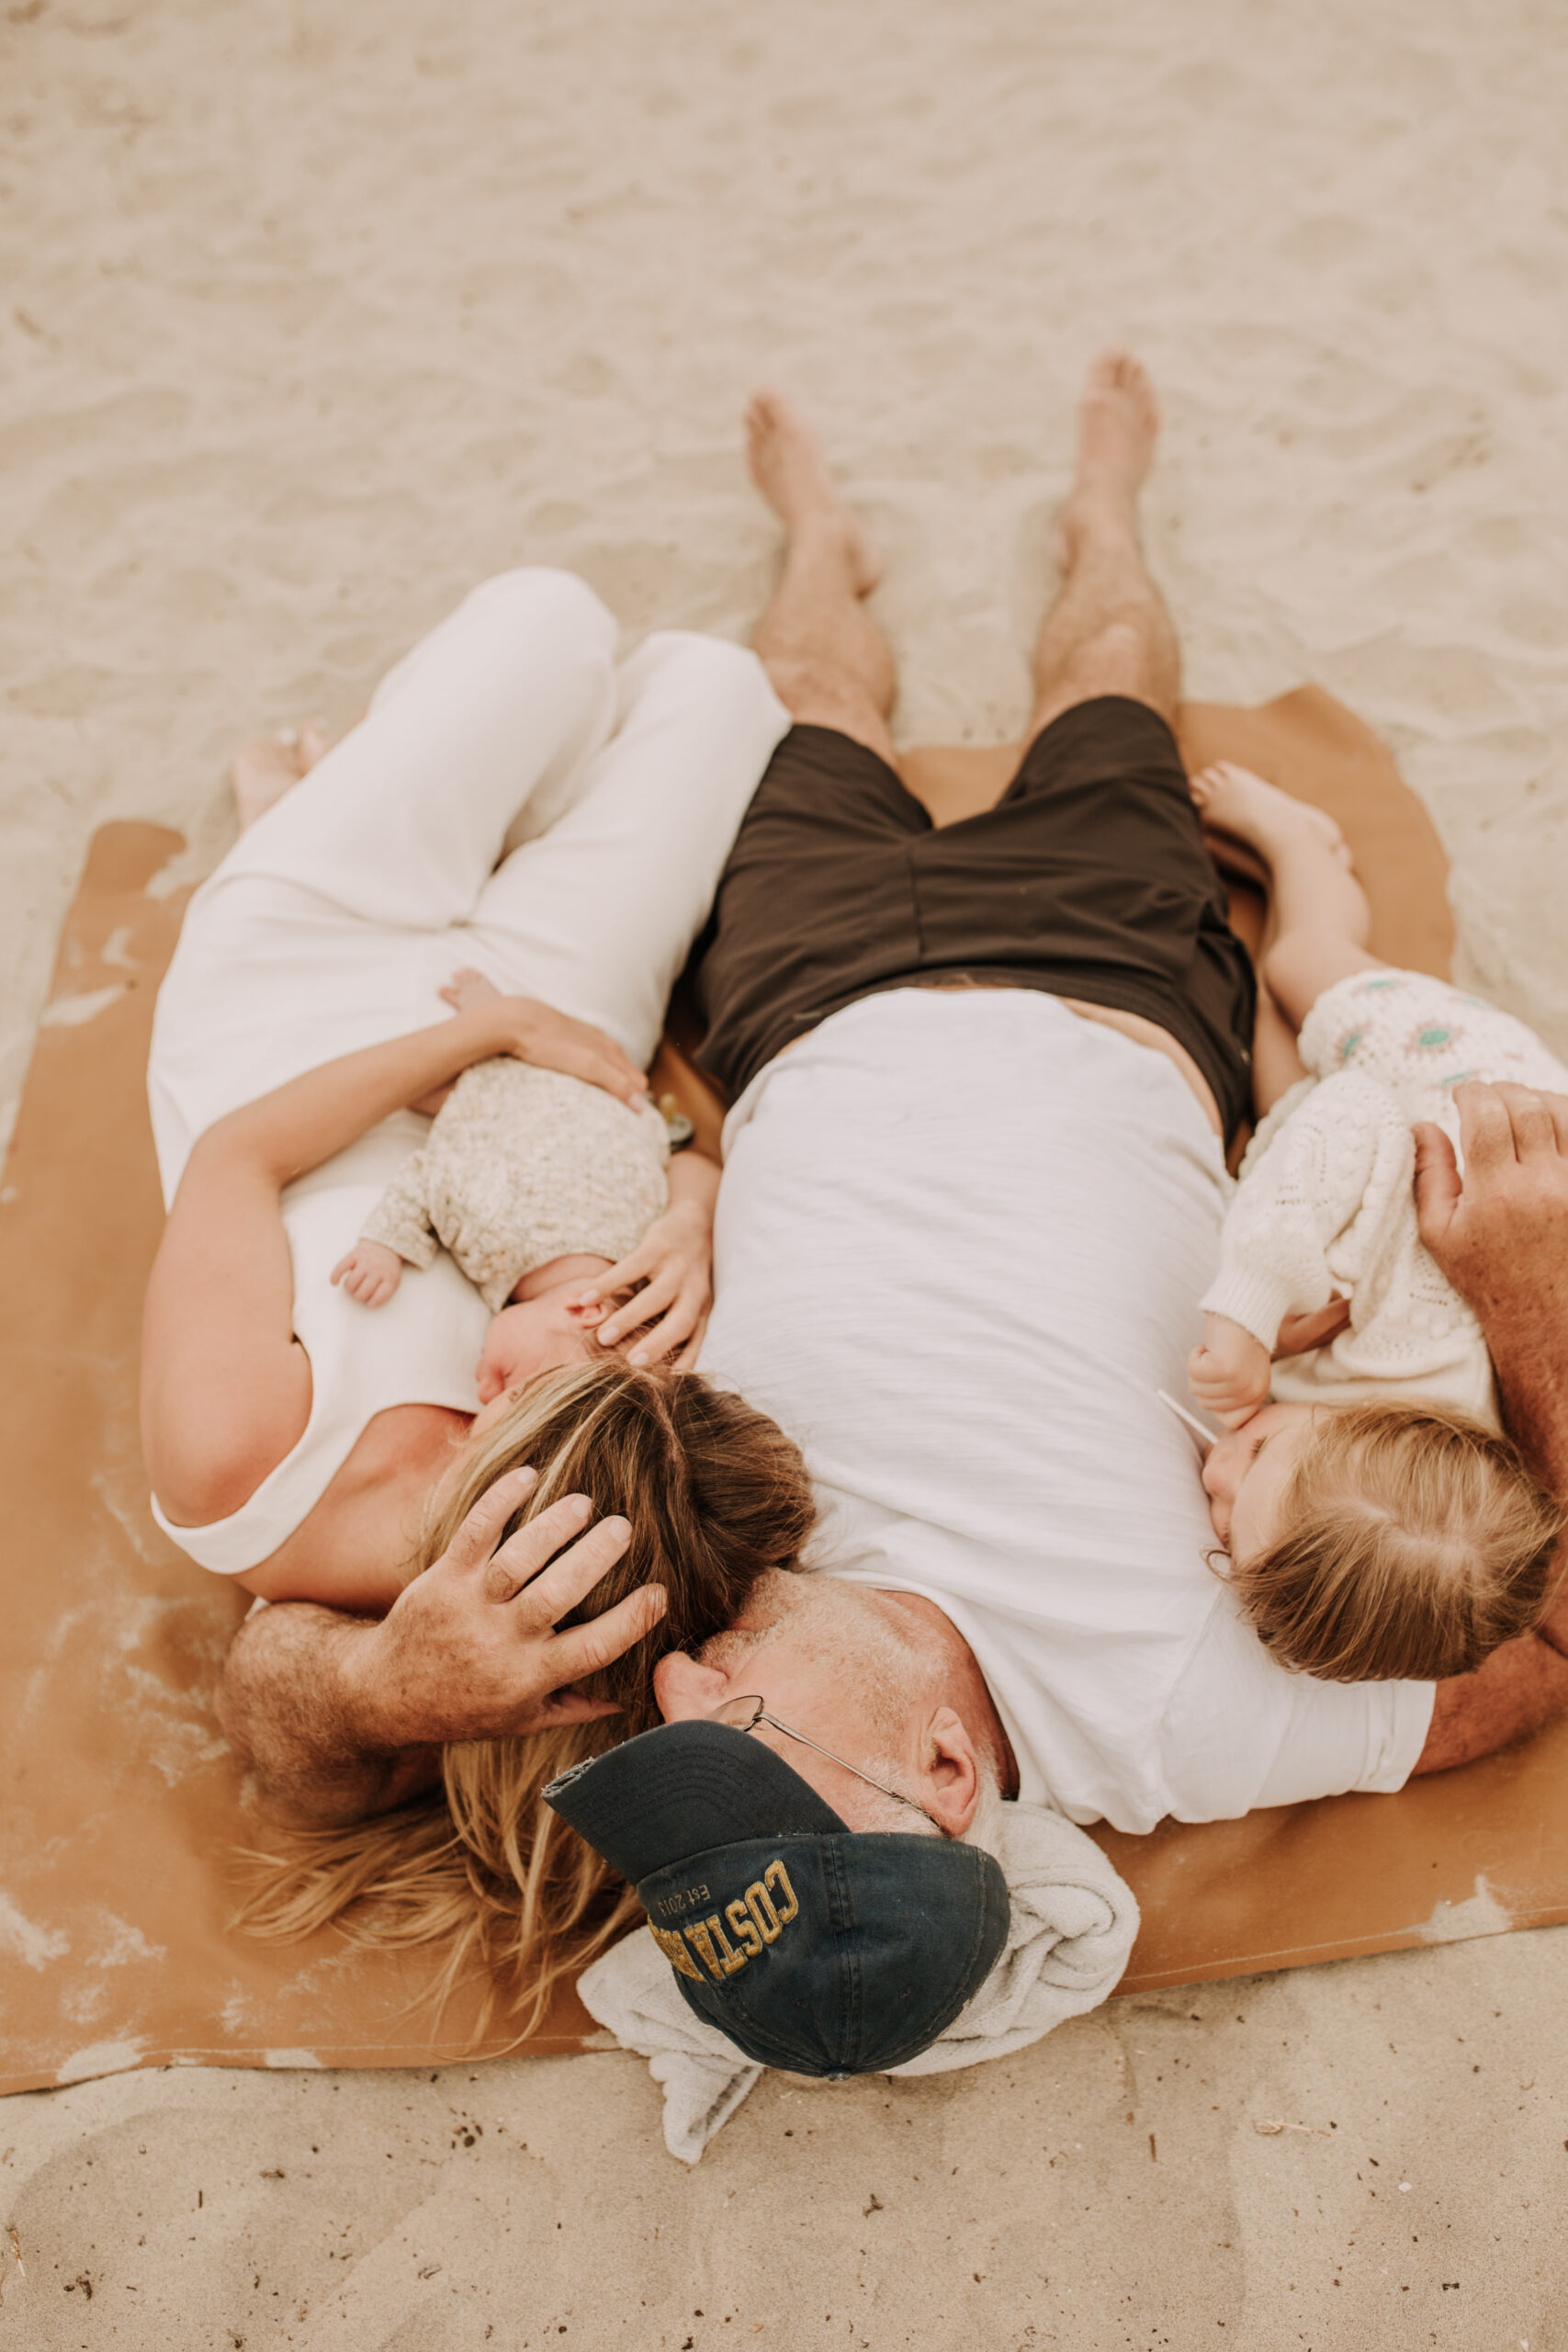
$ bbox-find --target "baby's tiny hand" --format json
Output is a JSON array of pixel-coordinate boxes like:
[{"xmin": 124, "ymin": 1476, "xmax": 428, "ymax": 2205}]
[
  {"xmin": 1189, "ymin": 1313, "xmax": 1272, "ymax": 1428},
  {"xmin": 332, "ymin": 1240, "xmax": 403, "ymax": 1307}
]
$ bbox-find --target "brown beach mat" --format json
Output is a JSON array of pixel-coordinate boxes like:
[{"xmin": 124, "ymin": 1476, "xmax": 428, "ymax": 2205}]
[{"xmin": 2, "ymin": 689, "xmax": 1563, "ymax": 2098}]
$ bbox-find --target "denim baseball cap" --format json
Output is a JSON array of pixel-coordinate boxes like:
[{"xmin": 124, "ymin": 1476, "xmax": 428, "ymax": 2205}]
[{"xmin": 544, "ymin": 1718, "xmax": 1010, "ymax": 2076}]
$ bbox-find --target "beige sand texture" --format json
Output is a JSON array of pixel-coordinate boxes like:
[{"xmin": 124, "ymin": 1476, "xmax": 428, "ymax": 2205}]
[{"xmin": 2, "ymin": 0, "xmax": 1566, "ymax": 2344}]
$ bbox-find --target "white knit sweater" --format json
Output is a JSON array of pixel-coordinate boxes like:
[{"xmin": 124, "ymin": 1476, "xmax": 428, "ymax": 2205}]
[
  {"xmin": 361, "ymin": 1057, "xmax": 669, "ymax": 1312},
  {"xmin": 1202, "ymin": 1068, "xmax": 1495, "ymax": 1418}
]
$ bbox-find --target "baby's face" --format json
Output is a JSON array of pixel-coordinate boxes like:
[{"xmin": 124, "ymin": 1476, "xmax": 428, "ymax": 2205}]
[
  {"xmin": 473, "ymin": 1292, "xmax": 605, "ymax": 1424},
  {"xmin": 1201, "ymin": 1403, "xmax": 1315, "ymax": 1562}
]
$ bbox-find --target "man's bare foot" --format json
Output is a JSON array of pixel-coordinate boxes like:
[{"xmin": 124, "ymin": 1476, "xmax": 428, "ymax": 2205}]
[
  {"xmin": 1190, "ymin": 761, "xmax": 1353, "ymax": 872},
  {"xmin": 744, "ymin": 389, "xmax": 883, "ymax": 595},
  {"xmin": 439, "ymin": 965, "xmax": 502, "ymax": 1014},
  {"xmin": 1064, "ymin": 350, "xmax": 1160, "ymax": 537},
  {"xmin": 230, "ymin": 719, "xmax": 329, "ymax": 832}
]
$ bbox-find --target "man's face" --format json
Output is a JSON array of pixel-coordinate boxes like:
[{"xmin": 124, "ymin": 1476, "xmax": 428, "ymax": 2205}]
[{"xmin": 652, "ymin": 1573, "xmax": 930, "ymax": 1829}]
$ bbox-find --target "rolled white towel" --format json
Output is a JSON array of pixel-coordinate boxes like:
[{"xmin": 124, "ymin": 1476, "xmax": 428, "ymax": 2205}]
[{"xmin": 577, "ymin": 1798, "xmax": 1138, "ymax": 2163}]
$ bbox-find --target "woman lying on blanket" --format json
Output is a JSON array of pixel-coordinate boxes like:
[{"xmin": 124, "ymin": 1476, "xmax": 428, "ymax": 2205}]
[
  {"xmin": 1186, "ymin": 760, "xmax": 1566, "ymax": 1687},
  {"xmin": 140, "ymin": 568, "xmax": 815, "ymax": 2026}
]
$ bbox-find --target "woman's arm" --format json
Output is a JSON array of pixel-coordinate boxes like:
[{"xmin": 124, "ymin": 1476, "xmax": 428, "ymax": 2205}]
[{"xmin": 142, "ymin": 998, "xmax": 648, "ymax": 1527}]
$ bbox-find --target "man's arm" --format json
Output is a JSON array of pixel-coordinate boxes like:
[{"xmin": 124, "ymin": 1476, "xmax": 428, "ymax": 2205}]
[
  {"xmin": 216, "ymin": 1473, "xmax": 665, "ymax": 1822},
  {"xmin": 1412, "ymin": 1630, "xmax": 1568, "ymax": 1775},
  {"xmin": 1409, "ymin": 1082, "xmax": 1568, "ymax": 1772}
]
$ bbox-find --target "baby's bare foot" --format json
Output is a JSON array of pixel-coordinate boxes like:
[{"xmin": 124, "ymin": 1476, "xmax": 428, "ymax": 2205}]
[
  {"xmin": 440, "ymin": 965, "xmax": 503, "ymax": 1014},
  {"xmin": 1190, "ymin": 762, "xmax": 1352, "ymax": 871},
  {"xmin": 744, "ymin": 388, "xmax": 882, "ymax": 595},
  {"xmin": 230, "ymin": 719, "xmax": 328, "ymax": 832}
]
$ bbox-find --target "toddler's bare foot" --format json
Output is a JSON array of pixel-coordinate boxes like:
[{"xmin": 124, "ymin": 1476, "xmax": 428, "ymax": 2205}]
[
  {"xmin": 439, "ymin": 966, "xmax": 503, "ymax": 1014},
  {"xmin": 230, "ymin": 719, "xmax": 329, "ymax": 832},
  {"xmin": 1190, "ymin": 762, "xmax": 1353, "ymax": 871},
  {"xmin": 745, "ymin": 389, "xmax": 883, "ymax": 596},
  {"xmin": 1063, "ymin": 350, "xmax": 1160, "ymax": 541}
]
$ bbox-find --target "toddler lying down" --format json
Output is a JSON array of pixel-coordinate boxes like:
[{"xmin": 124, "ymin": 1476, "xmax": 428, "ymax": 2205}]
[
  {"xmin": 333, "ymin": 967, "xmax": 707, "ymax": 1398},
  {"xmin": 1186, "ymin": 763, "xmax": 1566, "ymax": 1685}
]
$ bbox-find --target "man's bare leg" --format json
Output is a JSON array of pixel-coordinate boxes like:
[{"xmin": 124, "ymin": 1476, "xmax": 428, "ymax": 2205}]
[
  {"xmin": 1027, "ymin": 351, "xmax": 1179, "ymax": 736},
  {"xmin": 747, "ymin": 390, "xmax": 897, "ymax": 764}
]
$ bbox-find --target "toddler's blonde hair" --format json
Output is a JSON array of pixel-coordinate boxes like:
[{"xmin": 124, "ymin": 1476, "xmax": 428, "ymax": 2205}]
[{"xmin": 1225, "ymin": 1400, "xmax": 1564, "ymax": 1682}]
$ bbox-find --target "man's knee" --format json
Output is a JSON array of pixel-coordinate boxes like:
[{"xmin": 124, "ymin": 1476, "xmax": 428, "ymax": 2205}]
[
  {"xmin": 760, "ymin": 653, "xmax": 867, "ymax": 724},
  {"xmin": 759, "ymin": 655, "xmax": 893, "ymax": 759},
  {"xmin": 1057, "ymin": 620, "xmax": 1154, "ymax": 698},
  {"xmin": 1032, "ymin": 617, "xmax": 1172, "ymax": 730}
]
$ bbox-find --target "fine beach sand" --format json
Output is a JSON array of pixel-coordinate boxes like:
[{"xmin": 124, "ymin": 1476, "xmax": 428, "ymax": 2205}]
[{"xmin": 3, "ymin": 0, "xmax": 1567, "ymax": 2343}]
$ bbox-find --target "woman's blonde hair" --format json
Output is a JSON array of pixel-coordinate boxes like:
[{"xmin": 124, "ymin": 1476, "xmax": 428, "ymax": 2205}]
[
  {"xmin": 1224, "ymin": 1400, "xmax": 1565, "ymax": 1682},
  {"xmin": 235, "ymin": 1357, "xmax": 817, "ymax": 2034}
]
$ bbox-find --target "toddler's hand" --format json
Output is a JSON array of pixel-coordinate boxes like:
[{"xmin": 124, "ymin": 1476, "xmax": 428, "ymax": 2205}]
[
  {"xmin": 1189, "ymin": 1312, "xmax": 1272, "ymax": 1427},
  {"xmin": 574, "ymin": 1203, "xmax": 714, "ymax": 1369},
  {"xmin": 332, "ymin": 1240, "xmax": 403, "ymax": 1307}
]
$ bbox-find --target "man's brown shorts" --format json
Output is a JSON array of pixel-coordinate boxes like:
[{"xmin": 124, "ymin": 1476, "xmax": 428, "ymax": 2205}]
[{"xmin": 691, "ymin": 695, "xmax": 1257, "ymax": 1142}]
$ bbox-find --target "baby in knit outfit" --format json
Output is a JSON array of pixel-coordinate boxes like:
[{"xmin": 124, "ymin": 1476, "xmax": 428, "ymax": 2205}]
[
  {"xmin": 333, "ymin": 968, "xmax": 672, "ymax": 1401},
  {"xmin": 1183, "ymin": 763, "xmax": 1565, "ymax": 1684}
]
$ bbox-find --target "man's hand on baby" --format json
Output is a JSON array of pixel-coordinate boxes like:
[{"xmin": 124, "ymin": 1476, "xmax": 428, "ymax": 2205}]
[
  {"xmin": 1189, "ymin": 1312, "xmax": 1272, "ymax": 1427},
  {"xmin": 1416, "ymin": 1081, "xmax": 1568, "ymax": 1324},
  {"xmin": 440, "ymin": 967, "xmax": 648, "ymax": 1110},
  {"xmin": 573, "ymin": 1202, "xmax": 715, "ymax": 1369},
  {"xmin": 332, "ymin": 1240, "xmax": 404, "ymax": 1306}
]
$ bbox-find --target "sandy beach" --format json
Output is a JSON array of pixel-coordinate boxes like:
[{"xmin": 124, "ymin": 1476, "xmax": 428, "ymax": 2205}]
[{"xmin": 4, "ymin": 0, "xmax": 1567, "ymax": 2342}]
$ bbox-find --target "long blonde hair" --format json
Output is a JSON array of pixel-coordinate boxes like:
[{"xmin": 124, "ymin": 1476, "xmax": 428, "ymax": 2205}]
[
  {"xmin": 235, "ymin": 1358, "xmax": 818, "ymax": 2034},
  {"xmin": 1224, "ymin": 1399, "xmax": 1565, "ymax": 1681}
]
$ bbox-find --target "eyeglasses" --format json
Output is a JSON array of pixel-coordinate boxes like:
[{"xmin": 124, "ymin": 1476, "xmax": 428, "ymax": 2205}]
[{"xmin": 709, "ymin": 1694, "xmax": 940, "ymax": 1828}]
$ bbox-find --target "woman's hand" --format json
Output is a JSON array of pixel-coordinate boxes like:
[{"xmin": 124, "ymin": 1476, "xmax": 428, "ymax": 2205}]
[
  {"xmin": 575, "ymin": 1201, "xmax": 716, "ymax": 1369},
  {"xmin": 441, "ymin": 967, "xmax": 647, "ymax": 1108},
  {"xmin": 1189, "ymin": 1312, "xmax": 1273, "ymax": 1428},
  {"xmin": 347, "ymin": 1467, "xmax": 667, "ymax": 1747}
]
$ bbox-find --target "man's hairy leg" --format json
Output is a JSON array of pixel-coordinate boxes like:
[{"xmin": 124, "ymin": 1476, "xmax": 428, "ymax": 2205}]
[
  {"xmin": 215, "ymin": 1476, "xmax": 662, "ymax": 1823},
  {"xmin": 746, "ymin": 389, "xmax": 897, "ymax": 763},
  {"xmin": 1028, "ymin": 350, "xmax": 1180, "ymax": 735}
]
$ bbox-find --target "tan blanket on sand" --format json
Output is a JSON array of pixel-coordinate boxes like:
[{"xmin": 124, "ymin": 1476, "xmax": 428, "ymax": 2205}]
[{"xmin": 3, "ymin": 687, "xmax": 1564, "ymax": 2098}]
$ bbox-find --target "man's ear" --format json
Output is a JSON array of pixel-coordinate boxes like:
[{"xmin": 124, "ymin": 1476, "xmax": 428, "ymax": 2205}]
[{"xmin": 920, "ymin": 1705, "xmax": 981, "ymax": 1837}]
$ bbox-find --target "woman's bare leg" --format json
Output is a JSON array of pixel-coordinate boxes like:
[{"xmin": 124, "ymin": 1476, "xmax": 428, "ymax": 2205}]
[
  {"xmin": 747, "ymin": 391, "xmax": 897, "ymax": 763},
  {"xmin": 1027, "ymin": 352, "xmax": 1180, "ymax": 735}
]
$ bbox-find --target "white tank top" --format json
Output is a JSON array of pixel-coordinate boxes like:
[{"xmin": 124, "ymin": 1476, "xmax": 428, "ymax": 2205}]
[{"xmin": 151, "ymin": 1135, "xmax": 487, "ymax": 1574}]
